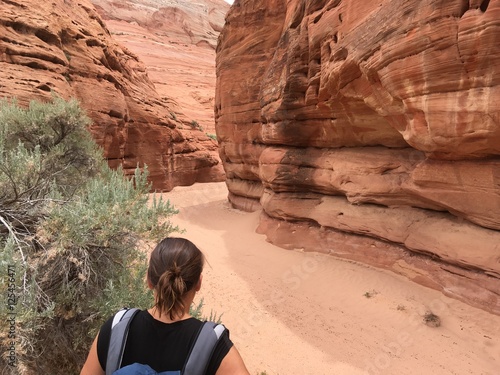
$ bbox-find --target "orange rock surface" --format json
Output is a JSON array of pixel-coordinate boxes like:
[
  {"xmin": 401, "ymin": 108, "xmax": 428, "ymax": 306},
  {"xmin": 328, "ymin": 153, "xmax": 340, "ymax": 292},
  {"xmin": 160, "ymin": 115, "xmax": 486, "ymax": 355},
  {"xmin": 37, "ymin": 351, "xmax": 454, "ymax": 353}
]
[
  {"xmin": 92, "ymin": 0, "xmax": 230, "ymax": 135},
  {"xmin": 0, "ymin": 0, "xmax": 225, "ymax": 190},
  {"xmin": 216, "ymin": 0, "xmax": 500, "ymax": 313}
]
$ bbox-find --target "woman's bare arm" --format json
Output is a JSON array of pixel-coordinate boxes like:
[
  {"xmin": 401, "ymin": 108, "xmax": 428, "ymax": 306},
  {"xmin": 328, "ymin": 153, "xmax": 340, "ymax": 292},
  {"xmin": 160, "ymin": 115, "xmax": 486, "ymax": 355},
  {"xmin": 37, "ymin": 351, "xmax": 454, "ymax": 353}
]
[
  {"xmin": 80, "ymin": 334, "xmax": 105, "ymax": 375},
  {"xmin": 215, "ymin": 346, "xmax": 250, "ymax": 375}
]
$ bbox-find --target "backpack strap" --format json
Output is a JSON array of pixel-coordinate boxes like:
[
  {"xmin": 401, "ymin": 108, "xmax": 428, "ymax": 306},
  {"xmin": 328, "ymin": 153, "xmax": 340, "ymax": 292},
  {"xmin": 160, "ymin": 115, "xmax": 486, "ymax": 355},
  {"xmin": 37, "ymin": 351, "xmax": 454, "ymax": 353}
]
[
  {"xmin": 106, "ymin": 308, "xmax": 141, "ymax": 375},
  {"xmin": 182, "ymin": 322, "xmax": 226, "ymax": 375}
]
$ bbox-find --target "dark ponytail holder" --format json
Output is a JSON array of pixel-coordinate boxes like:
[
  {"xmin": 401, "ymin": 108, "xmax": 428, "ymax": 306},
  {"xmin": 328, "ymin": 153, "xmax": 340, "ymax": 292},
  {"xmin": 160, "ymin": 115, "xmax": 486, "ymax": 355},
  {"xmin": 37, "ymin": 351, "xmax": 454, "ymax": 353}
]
[{"xmin": 169, "ymin": 264, "xmax": 182, "ymax": 280}]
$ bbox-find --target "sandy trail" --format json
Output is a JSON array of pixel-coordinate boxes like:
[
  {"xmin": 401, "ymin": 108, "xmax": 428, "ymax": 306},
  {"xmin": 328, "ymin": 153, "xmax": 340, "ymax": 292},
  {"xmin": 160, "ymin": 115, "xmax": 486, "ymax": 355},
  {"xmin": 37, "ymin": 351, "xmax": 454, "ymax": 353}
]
[{"xmin": 160, "ymin": 182, "xmax": 500, "ymax": 375}]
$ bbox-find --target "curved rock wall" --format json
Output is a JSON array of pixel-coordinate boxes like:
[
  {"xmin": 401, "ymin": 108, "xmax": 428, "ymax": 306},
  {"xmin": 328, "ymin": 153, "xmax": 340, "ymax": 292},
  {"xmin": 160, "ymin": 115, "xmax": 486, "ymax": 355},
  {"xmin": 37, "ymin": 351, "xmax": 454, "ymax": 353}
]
[
  {"xmin": 215, "ymin": 0, "xmax": 500, "ymax": 313},
  {"xmin": 0, "ymin": 0, "xmax": 225, "ymax": 191}
]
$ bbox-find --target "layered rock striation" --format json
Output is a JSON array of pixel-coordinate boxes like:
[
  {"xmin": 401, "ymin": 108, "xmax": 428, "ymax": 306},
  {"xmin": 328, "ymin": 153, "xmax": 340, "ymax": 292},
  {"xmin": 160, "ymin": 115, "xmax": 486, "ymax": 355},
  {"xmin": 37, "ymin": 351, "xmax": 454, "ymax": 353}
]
[
  {"xmin": 216, "ymin": 0, "xmax": 500, "ymax": 313},
  {"xmin": 91, "ymin": 0, "xmax": 230, "ymax": 134},
  {"xmin": 0, "ymin": 0, "xmax": 224, "ymax": 190}
]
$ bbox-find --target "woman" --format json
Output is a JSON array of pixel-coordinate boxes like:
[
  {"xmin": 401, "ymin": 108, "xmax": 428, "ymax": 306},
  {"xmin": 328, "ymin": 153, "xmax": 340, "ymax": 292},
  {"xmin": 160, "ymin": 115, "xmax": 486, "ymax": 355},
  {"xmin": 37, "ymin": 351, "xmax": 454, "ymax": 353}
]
[{"xmin": 81, "ymin": 237, "xmax": 250, "ymax": 375}]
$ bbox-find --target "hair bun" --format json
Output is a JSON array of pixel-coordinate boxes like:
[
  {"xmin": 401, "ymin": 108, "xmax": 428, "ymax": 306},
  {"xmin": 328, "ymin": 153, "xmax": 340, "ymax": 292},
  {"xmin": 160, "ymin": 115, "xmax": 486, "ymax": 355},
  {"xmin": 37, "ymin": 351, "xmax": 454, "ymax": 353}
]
[{"xmin": 170, "ymin": 265, "xmax": 182, "ymax": 279}]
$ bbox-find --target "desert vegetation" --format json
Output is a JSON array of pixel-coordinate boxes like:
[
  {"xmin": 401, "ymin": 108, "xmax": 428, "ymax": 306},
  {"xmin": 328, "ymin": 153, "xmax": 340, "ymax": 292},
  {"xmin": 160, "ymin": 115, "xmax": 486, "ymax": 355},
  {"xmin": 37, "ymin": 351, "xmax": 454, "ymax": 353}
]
[{"xmin": 0, "ymin": 97, "xmax": 179, "ymax": 374}]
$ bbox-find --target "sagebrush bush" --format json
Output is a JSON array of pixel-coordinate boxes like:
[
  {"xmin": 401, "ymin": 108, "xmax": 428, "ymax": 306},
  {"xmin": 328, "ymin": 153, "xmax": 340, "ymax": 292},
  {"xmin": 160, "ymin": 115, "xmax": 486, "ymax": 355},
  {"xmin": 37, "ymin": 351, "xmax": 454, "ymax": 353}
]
[{"xmin": 0, "ymin": 97, "xmax": 179, "ymax": 374}]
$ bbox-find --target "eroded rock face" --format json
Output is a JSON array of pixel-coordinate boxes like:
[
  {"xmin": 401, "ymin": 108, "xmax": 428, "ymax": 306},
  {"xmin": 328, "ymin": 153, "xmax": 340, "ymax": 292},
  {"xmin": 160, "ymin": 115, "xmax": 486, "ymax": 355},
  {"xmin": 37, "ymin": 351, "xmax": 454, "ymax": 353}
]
[
  {"xmin": 91, "ymin": 0, "xmax": 230, "ymax": 134},
  {"xmin": 0, "ymin": 0, "xmax": 224, "ymax": 190},
  {"xmin": 216, "ymin": 0, "xmax": 500, "ymax": 313}
]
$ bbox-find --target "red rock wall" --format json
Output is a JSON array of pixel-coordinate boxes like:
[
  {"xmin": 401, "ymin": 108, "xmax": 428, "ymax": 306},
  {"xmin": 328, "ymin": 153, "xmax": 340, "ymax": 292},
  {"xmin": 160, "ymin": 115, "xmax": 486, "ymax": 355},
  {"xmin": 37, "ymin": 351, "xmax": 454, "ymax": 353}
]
[
  {"xmin": 91, "ymin": 0, "xmax": 230, "ymax": 135},
  {"xmin": 0, "ymin": 0, "xmax": 225, "ymax": 190},
  {"xmin": 216, "ymin": 0, "xmax": 500, "ymax": 313}
]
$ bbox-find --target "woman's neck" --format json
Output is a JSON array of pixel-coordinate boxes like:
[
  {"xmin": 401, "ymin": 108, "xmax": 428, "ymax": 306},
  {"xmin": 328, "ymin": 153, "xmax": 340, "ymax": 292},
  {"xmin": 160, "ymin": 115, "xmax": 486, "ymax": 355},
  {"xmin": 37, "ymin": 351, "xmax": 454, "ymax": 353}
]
[
  {"xmin": 147, "ymin": 306, "xmax": 191, "ymax": 323},
  {"xmin": 148, "ymin": 289, "xmax": 196, "ymax": 323}
]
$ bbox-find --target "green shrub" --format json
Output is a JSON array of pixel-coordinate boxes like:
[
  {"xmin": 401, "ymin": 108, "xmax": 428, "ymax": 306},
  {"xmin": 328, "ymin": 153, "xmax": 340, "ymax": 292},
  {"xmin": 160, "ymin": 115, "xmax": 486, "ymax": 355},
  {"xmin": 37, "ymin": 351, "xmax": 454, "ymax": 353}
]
[
  {"xmin": 0, "ymin": 97, "xmax": 179, "ymax": 374},
  {"xmin": 206, "ymin": 133, "xmax": 217, "ymax": 141},
  {"xmin": 190, "ymin": 120, "xmax": 203, "ymax": 131},
  {"xmin": 190, "ymin": 298, "xmax": 222, "ymax": 324}
]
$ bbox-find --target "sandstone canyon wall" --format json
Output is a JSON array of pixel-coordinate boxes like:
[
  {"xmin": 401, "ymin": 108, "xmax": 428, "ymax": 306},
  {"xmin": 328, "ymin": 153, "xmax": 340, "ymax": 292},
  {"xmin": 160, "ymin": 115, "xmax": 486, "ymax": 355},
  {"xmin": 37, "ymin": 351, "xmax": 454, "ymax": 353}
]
[
  {"xmin": 91, "ymin": 0, "xmax": 230, "ymax": 134},
  {"xmin": 216, "ymin": 0, "xmax": 500, "ymax": 313},
  {"xmin": 0, "ymin": 0, "xmax": 224, "ymax": 190}
]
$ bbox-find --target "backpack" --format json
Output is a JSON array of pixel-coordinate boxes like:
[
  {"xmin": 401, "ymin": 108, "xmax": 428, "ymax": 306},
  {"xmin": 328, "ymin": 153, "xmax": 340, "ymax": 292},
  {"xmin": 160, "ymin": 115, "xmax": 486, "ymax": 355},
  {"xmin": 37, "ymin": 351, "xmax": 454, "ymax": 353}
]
[{"xmin": 105, "ymin": 308, "xmax": 227, "ymax": 375}]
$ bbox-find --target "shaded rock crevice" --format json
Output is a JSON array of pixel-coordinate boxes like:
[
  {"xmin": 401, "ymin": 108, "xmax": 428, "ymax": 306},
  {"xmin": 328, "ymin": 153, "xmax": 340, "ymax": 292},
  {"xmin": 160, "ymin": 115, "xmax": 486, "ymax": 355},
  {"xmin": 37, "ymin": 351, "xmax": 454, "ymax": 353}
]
[{"xmin": 481, "ymin": 0, "xmax": 491, "ymax": 12}]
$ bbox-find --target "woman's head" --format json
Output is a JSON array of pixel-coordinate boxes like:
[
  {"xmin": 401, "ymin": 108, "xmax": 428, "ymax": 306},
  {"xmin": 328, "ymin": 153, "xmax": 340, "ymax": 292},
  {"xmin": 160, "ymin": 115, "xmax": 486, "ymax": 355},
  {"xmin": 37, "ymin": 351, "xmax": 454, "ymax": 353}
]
[{"xmin": 147, "ymin": 237, "xmax": 205, "ymax": 320}]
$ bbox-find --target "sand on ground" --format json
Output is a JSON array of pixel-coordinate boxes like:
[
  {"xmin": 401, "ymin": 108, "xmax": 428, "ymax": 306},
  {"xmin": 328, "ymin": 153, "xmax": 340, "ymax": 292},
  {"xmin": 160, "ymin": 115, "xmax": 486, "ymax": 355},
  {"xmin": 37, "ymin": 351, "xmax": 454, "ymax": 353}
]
[{"xmin": 158, "ymin": 182, "xmax": 500, "ymax": 375}]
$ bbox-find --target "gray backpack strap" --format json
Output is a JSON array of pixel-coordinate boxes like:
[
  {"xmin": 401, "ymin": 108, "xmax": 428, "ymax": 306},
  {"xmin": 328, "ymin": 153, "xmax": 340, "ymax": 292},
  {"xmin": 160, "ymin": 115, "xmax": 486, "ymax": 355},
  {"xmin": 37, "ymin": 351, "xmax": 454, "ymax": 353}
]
[
  {"xmin": 182, "ymin": 322, "xmax": 226, "ymax": 375},
  {"xmin": 106, "ymin": 308, "xmax": 141, "ymax": 375}
]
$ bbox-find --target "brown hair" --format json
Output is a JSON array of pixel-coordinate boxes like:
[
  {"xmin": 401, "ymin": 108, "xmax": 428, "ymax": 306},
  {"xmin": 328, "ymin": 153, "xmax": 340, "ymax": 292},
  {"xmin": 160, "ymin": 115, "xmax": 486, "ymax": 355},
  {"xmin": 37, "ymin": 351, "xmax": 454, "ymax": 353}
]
[{"xmin": 147, "ymin": 237, "xmax": 205, "ymax": 320}]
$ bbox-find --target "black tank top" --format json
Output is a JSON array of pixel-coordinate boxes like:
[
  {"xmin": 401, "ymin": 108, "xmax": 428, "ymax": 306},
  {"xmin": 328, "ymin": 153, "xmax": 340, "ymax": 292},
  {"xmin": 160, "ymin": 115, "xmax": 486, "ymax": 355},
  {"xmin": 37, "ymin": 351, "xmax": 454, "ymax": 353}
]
[{"xmin": 97, "ymin": 310, "xmax": 233, "ymax": 374}]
